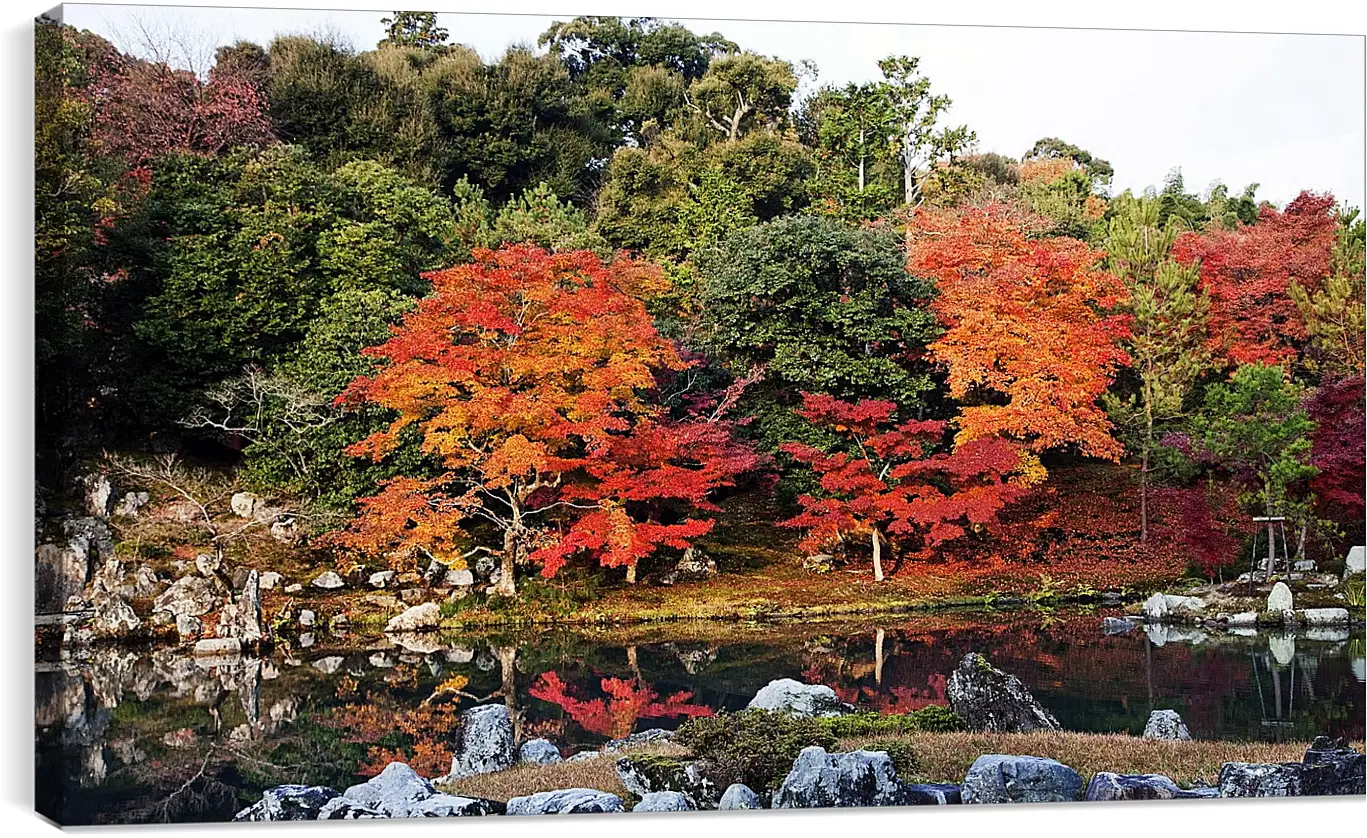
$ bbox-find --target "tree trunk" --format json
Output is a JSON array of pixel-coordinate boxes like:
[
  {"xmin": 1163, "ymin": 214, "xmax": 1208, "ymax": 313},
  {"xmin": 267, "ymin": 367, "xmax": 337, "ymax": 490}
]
[
  {"xmin": 494, "ymin": 521, "xmax": 518, "ymax": 598},
  {"xmin": 857, "ymin": 128, "xmax": 866, "ymax": 194},
  {"xmin": 871, "ymin": 528, "xmax": 885, "ymax": 582},
  {"xmin": 1263, "ymin": 509, "xmax": 1277, "ymax": 578},
  {"xmin": 625, "ymin": 563, "xmax": 637, "ymax": 584},
  {"xmin": 496, "ymin": 644, "xmax": 521, "ymax": 742},
  {"xmin": 1140, "ymin": 399, "xmax": 1153, "ymax": 543}
]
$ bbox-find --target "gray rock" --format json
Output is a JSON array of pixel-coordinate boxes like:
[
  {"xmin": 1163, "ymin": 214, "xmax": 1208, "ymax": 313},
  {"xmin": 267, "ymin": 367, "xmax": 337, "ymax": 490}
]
[
  {"xmin": 604, "ymin": 728, "xmax": 674, "ymax": 752},
  {"xmin": 718, "ymin": 783, "xmax": 761, "ymax": 810},
  {"xmin": 90, "ymin": 592, "xmax": 141, "ymax": 637},
  {"xmin": 1143, "ymin": 593, "xmax": 1205, "ymax": 622},
  {"xmin": 312, "ymin": 571, "xmax": 345, "ymax": 590},
  {"xmin": 961, "ymin": 755, "xmax": 1083, "ymax": 803},
  {"xmin": 1299, "ymin": 608, "xmax": 1350, "ymax": 626},
  {"xmin": 1344, "ymin": 546, "xmax": 1365, "ymax": 579},
  {"xmin": 385, "ymin": 602, "xmax": 442, "ymax": 633},
  {"xmin": 368, "ymin": 570, "xmax": 397, "ymax": 589},
  {"xmin": 1225, "ymin": 612, "xmax": 1258, "ymax": 627},
  {"xmin": 445, "ymin": 568, "xmax": 475, "ymax": 587},
  {"xmin": 230, "ymin": 491, "xmax": 266, "ymax": 519},
  {"xmin": 131, "ymin": 564, "xmax": 161, "ymax": 597},
  {"xmin": 1301, "ymin": 736, "xmax": 1365, "ymax": 796},
  {"xmin": 269, "ymin": 519, "xmax": 297, "ymax": 544},
  {"xmin": 1267, "ymin": 582, "xmax": 1294, "ymax": 613},
  {"xmin": 615, "ymin": 756, "xmax": 718, "ymax": 808},
  {"xmin": 633, "ymin": 791, "xmax": 694, "ymax": 812},
  {"xmin": 1293, "ymin": 559, "xmax": 1317, "ymax": 572},
  {"xmin": 81, "ymin": 473, "xmax": 114, "ymax": 517},
  {"xmin": 772, "ymin": 747, "xmax": 908, "ymax": 808},
  {"xmin": 747, "ymin": 678, "xmax": 845, "ymax": 717},
  {"xmin": 903, "ymin": 783, "xmax": 962, "ymax": 805},
  {"xmin": 1141, "ymin": 592, "xmax": 1169, "ymax": 622},
  {"xmin": 299, "ymin": 609, "xmax": 315, "ymax": 627},
  {"xmin": 233, "ymin": 785, "xmax": 341, "ymax": 821},
  {"xmin": 193, "ymin": 637, "xmax": 241, "ymax": 657},
  {"xmin": 947, "ymin": 653, "xmax": 1060, "ymax": 733},
  {"xmin": 316, "ymin": 797, "xmax": 386, "ymax": 819},
  {"xmin": 284, "ymin": 583, "xmax": 303, "ymax": 594},
  {"xmin": 506, "ymin": 789, "xmax": 625, "ymax": 815},
  {"xmin": 342, "ymin": 761, "xmax": 434, "ymax": 816},
  {"xmin": 153, "ymin": 575, "xmax": 219, "ymax": 622},
  {"xmin": 175, "ymin": 613, "xmax": 202, "ymax": 642},
  {"xmin": 408, "ymin": 793, "xmax": 504, "ymax": 817},
  {"xmin": 673, "ymin": 548, "xmax": 717, "ymax": 582},
  {"xmin": 35, "ymin": 542, "xmax": 89, "ymax": 612},
  {"xmin": 216, "ymin": 569, "xmax": 264, "ymax": 645},
  {"xmin": 1085, "ymin": 772, "xmax": 1186, "ymax": 801},
  {"xmin": 448, "ymin": 704, "xmax": 515, "ymax": 778},
  {"xmin": 1142, "ymin": 709, "xmax": 1191, "ymax": 741},
  {"xmin": 1102, "ymin": 616, "xmax": 1136, "ymax": 635},
  {"xmin": 520, "ymin": 738, "xmax": 563, "ymax": 765},
  {"xmin": 112, "ymin": 491, "xmax": 150, "ymax": 519},
  {"xmin": 1218, "ymin": 762, "xmax": 1302, "ymax": 797}
]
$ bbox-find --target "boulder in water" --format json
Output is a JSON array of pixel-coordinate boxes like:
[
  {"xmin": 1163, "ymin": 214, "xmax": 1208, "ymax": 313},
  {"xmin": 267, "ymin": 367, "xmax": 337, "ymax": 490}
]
[
  {"xmin": 1266, "ymin": 582, "xmax": 1294, "ymax": 613},
  {"xmin": 384, "ymin": 602, "xmax": 441, "ymax": 633}
]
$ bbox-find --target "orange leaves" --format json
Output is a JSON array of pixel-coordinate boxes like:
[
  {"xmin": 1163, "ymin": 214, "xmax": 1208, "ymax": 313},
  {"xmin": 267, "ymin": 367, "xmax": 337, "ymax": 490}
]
[
  {"xmin": 336, "ymin": 245, "xmax": 757, "ymax": 583},
  {"xmin": 907, "ymin": 202, "xmax": 1130, "ymax": 462}
]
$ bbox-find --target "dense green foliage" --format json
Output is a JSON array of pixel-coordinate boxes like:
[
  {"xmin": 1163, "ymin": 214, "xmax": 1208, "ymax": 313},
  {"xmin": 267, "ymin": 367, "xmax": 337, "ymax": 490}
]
[
  {"xmin": 34, "ymin": 10, "xmax": 1363, "ymax": 573},
  {"xmin": 673, "ymin": 709, "xmax": 838, "ymax": 790}
]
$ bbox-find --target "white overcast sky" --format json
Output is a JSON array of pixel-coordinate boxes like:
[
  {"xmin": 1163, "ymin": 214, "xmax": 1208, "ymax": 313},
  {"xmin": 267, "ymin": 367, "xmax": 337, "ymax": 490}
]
[{"xmin": 59, "ymin": 2, "xmax": 1366, "ymax": 209}]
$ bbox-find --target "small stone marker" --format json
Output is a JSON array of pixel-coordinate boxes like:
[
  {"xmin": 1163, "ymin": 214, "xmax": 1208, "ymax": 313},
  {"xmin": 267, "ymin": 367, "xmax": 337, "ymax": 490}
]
[{"xmin": 1266, "ymin": 581, "xmax": 1293, "ymax": 613}]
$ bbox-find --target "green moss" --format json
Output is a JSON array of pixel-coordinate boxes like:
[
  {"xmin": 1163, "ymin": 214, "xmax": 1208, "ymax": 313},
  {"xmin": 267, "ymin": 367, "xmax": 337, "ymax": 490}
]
[{"xmin": 818, "ymin": 706, "xmax": 963, "ymax": 737}]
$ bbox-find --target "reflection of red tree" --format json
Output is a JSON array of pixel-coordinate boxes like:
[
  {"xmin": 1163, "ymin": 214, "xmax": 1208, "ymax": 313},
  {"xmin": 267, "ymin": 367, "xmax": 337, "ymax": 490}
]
[{"xmin": 529, "ymin": 672, "xmax": 714, "ymax": 740}]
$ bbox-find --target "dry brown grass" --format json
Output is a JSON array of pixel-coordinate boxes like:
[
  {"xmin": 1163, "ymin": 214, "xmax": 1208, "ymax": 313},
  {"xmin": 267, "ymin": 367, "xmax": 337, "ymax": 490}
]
[
  {"xmin": 840, "ymin": 731, "xmax": 1365, "ymax": 788},
  {"xmin": 439, "ymin": 743, "xmax": 689, "ymax": 803},
  {"xmin": 439, "ymin": 732, "xmax": 1362, "ymax": 803}
]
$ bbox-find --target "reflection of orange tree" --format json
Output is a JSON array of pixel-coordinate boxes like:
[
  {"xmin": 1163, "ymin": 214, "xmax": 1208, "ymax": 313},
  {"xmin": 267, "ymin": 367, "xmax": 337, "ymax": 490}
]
[
  {"xmin": 529, "ymin": 672, "xmax": 714, "ymax": 740},
  {"xmin": 323, "ymin": 677, "xmax": 469, "ymax": 778}
]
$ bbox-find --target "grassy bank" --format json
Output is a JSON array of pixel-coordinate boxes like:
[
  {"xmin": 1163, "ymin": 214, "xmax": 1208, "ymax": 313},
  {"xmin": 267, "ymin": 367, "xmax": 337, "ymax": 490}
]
[{"xmin": 439, "ymin": 733, "xmax": 1356, "ymax": 803}]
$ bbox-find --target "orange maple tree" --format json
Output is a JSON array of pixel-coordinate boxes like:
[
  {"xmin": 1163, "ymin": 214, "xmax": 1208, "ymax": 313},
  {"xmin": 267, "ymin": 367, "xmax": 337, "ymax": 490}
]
[
  {"xmin": 907, "ymin": 202, "xmax": 1131, "ymax": 463},
  {"xmin": 1170, "ymin": 191, "xmax": 1337, "ymax": 368},
  {"xmin": 780, "ymin": 393, "xmax": 1027, "ymax": 580},
  {"xmin": 334, "ymin": 245, "xmax": 755, "ymax": 595}
]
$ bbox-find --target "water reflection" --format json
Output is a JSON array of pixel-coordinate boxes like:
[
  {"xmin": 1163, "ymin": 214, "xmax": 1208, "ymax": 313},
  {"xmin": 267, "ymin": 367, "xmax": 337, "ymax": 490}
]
[{"xmin": 35, "ymin": 610, "xmax": 1365, "ymax": 825}]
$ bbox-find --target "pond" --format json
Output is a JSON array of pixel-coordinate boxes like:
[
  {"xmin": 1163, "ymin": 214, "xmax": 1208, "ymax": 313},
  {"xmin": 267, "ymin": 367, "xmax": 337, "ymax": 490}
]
[{"xmin": 35, "ymin": 609, "xmax": 1365, "ymax": 825}]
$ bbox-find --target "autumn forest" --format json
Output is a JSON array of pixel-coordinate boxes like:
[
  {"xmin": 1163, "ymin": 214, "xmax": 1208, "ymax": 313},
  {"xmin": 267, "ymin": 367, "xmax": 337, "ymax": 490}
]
[{"xmin": 35, "ymin": 12, "xmax": 1366, "ymax": 610}]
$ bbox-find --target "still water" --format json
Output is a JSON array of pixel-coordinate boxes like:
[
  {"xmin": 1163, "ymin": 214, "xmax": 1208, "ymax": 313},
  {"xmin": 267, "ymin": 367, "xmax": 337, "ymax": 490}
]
[{"xmin": 35, "ymin": 610, "xmax": 1365, "ymax": 824}]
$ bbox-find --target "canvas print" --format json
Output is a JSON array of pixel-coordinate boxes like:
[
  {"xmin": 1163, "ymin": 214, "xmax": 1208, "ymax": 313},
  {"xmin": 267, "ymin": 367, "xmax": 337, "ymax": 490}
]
[{"xmin": 33, "ymin": 3, "xmax": 1366, "ymax": 825}]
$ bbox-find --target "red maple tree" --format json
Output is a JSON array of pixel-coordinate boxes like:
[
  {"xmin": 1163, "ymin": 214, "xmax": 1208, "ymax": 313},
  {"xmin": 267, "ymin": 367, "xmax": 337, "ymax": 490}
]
[
  {"xmin": 528, "ymin": 672, "xmax": 713, "ymax": 740},
  {"xmin": 1170, "ymin": 191, "xmax": 1337, "ymax": 368},
  {"xmin": 84, "ymin": 54, "xmax": 274, "ymax": 167},
  {"xmin": 1306, "ymin": 374, "xmax": 1366, "ymax": 533},
  {"xmin": 335, "ymin": 245, "xmax": 756, "ymax": 595},
  {"xmin": 779, "ymin": 393, "xmax": 1026, "ymax": 581},
  {"xmin": 906, "ymin": 202, "xmax": 1131, "ymax": 463}
]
